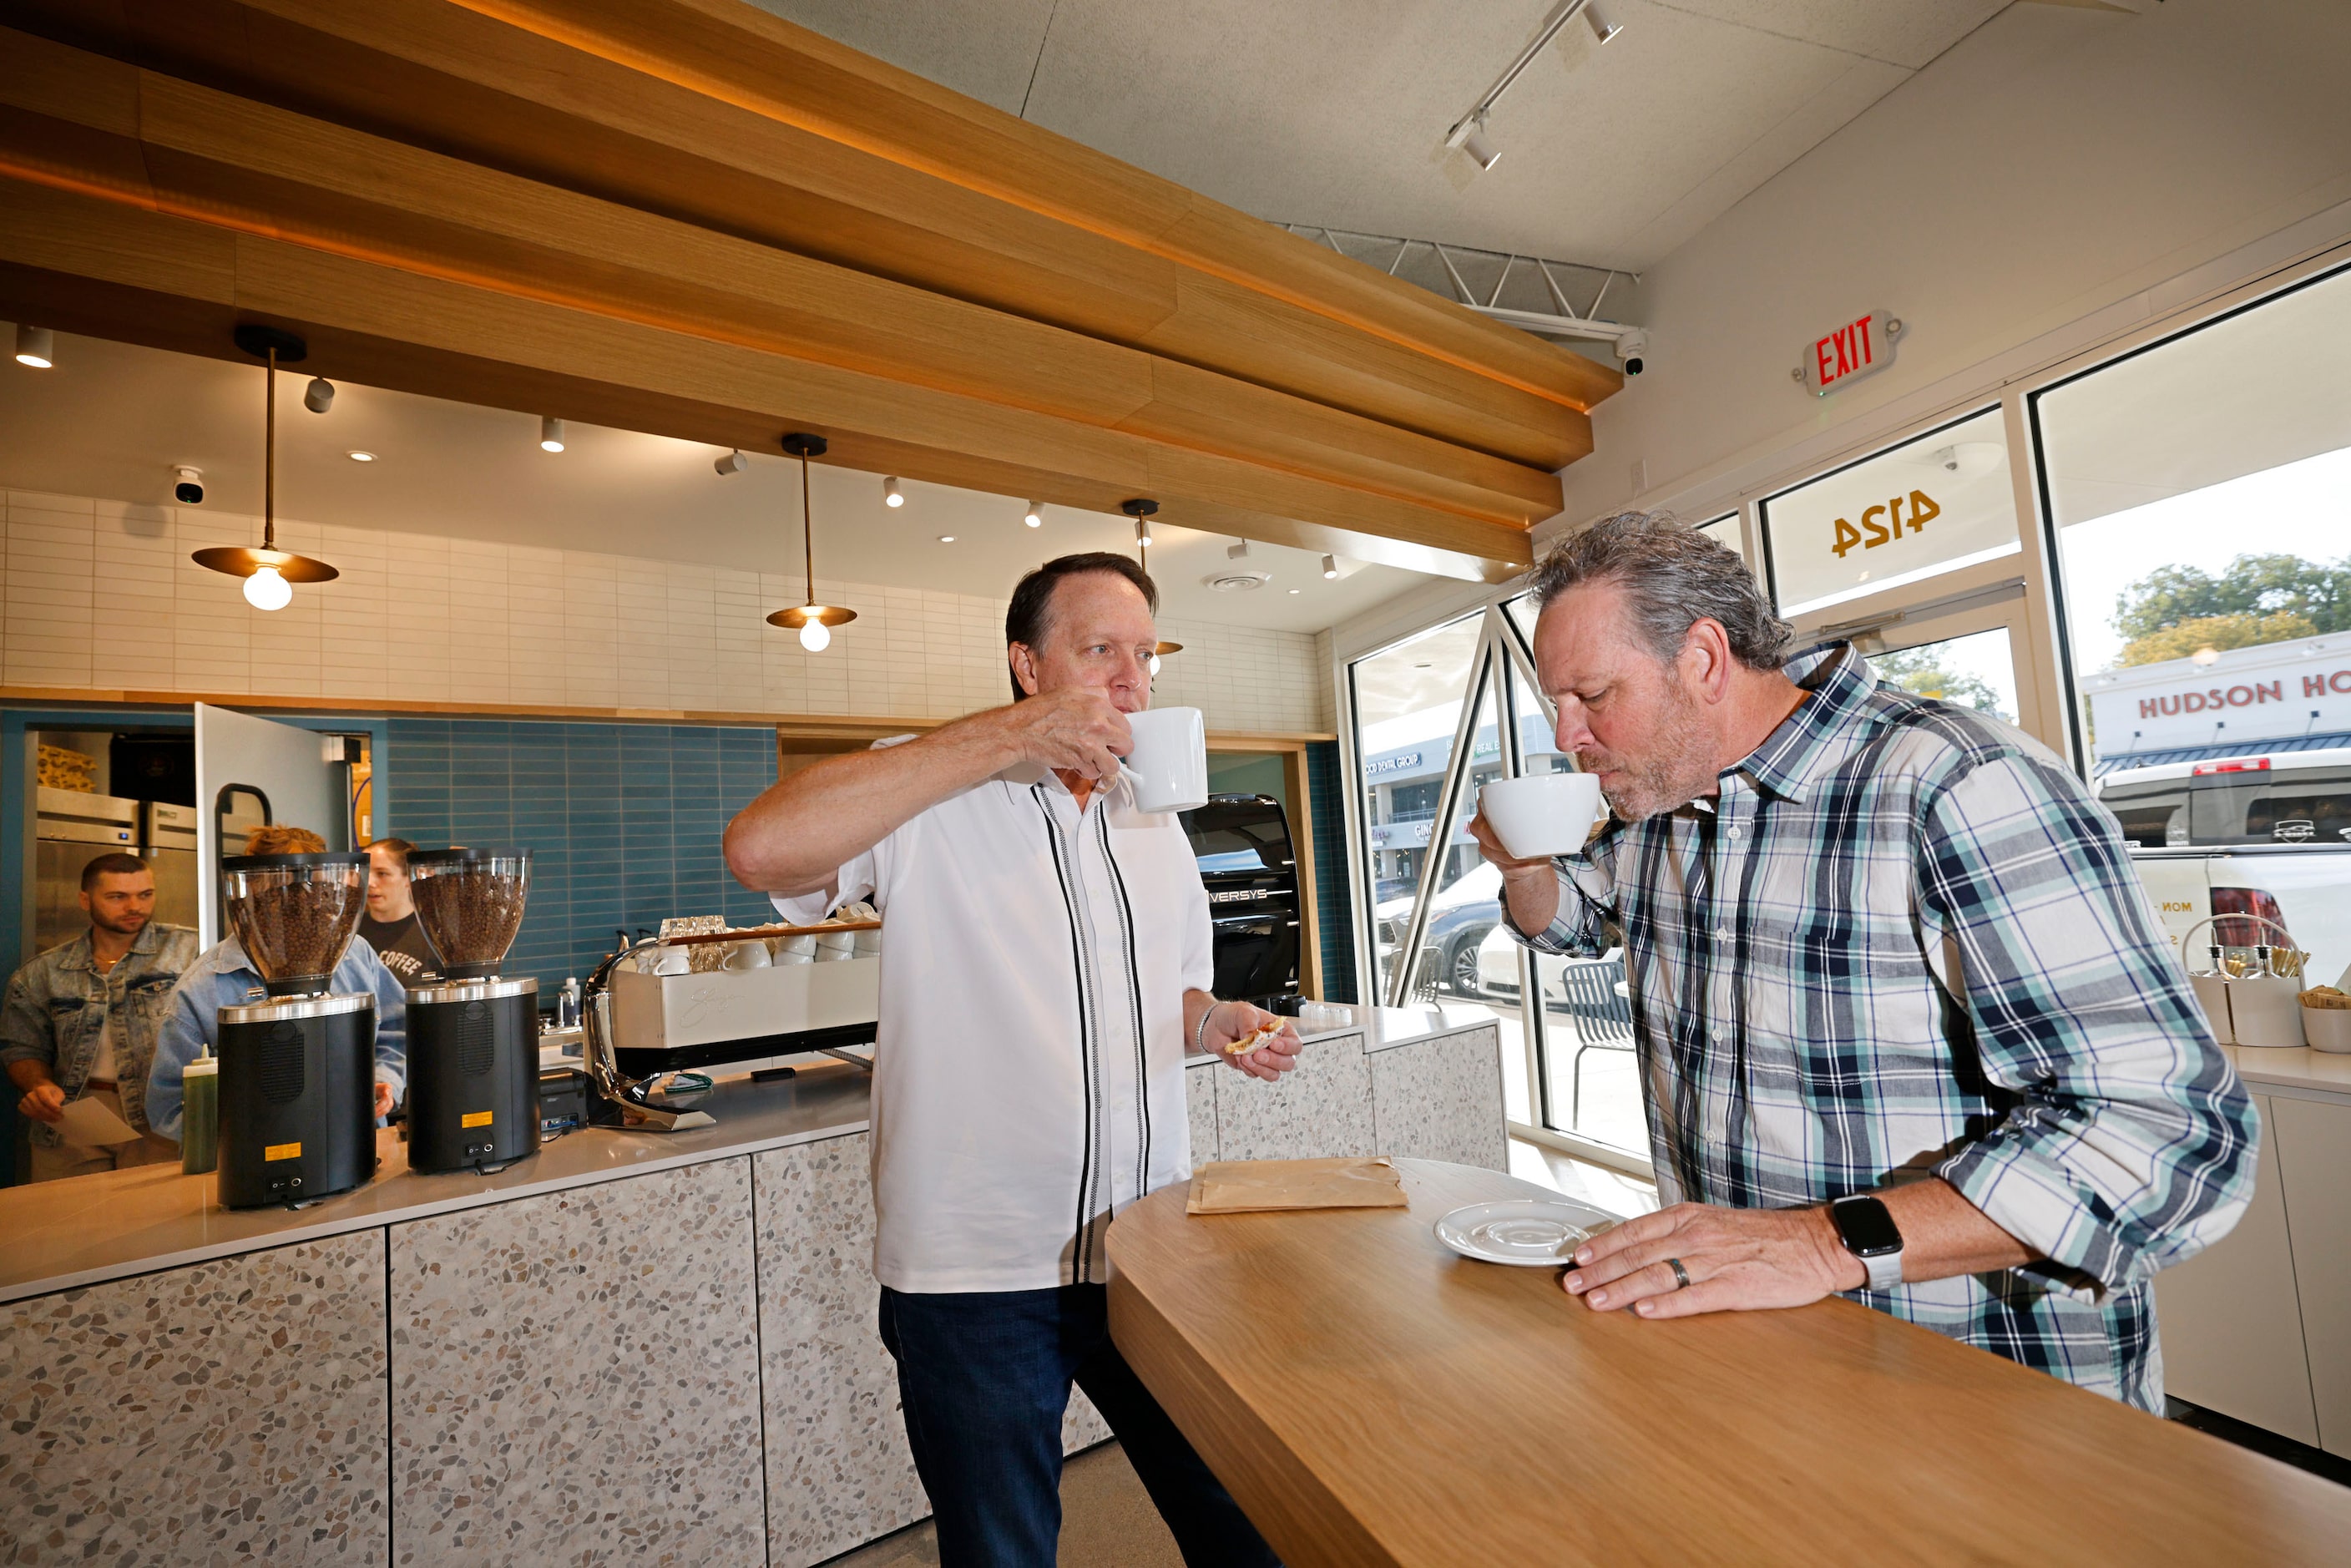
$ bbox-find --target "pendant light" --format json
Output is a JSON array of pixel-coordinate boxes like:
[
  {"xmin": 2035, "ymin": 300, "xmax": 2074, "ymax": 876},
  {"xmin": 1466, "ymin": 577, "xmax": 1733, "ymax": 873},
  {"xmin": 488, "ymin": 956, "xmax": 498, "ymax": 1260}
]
[
  {"xmin": 193, "ymin": 326, "xmax": 340, "ymax": 611},
  {"xmin": 766, "ymin": 433, "xmax": 857, "ymax": 652},
  {"xmin": 1120, "ymin": 498, "xmax": 1181, "ymax": 672}
]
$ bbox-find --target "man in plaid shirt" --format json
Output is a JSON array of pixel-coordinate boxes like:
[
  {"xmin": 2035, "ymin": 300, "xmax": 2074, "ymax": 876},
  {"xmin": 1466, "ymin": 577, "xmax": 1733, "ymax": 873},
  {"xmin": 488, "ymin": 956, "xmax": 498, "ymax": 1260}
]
[{"xmin": 1475, "ymin": 513, "xmax": 2255, "ymax": 1409}]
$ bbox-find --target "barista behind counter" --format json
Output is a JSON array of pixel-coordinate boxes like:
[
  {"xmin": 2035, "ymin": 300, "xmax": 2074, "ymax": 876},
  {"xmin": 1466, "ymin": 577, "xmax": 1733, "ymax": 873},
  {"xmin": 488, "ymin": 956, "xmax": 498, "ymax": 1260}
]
[
  {"xmin": 144, "ymin": 826, "xmax": 409, "ymax": 1141},
  {"xmin": 358, "ymin": 837, "xmax": 440, "ymax": 985}
]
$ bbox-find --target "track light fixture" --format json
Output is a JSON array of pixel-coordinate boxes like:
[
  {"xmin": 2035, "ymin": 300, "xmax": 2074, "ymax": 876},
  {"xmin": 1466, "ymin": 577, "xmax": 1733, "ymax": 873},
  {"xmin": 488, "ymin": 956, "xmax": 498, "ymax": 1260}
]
[
  {"xmin": 1322, "ymin": 554, "xmax": 1341, "ymax": 579},
  {"xmin": 1443, "ymin": 0, "xmax": 1622, "ymax": 175},
  {"xmin": 768, "ymin": 433, "xmax": 858, "ymax": 653},
  {"xmin": 14, "ymin": 323, "xmax": 54, "ymax": 368},
  {"xmin": 1024, "ymin": 500, "xmax": 1044, "ymax": 528},
  {"xmin": 303, "ymin": 376, "xmax": 335, "ymax": 413},
  {"xmin": 1459, "ymin": 118, "xmax": 1501, "ymax": 172},
  {"xmin": 715, "ymin": 448, "xmax": 747, "ymax": 476},
  {"xmin": 192, "ymin": 325, "xmax": 340, "ymax": 612},
  {"xmin": 539, "ymin": 416, "xmax": 565, "ymax": 453},
  {"xmin": 882, "ymin": 476, "xmax": 903, "ymax": 508}
]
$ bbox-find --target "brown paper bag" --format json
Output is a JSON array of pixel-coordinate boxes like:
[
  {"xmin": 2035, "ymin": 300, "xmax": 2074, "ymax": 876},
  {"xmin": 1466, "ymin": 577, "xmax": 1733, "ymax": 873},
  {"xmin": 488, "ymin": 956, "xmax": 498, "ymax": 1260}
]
[{"xmin": 1186, "ymin": 1157, "xmax": 1408, "ymax": 1215}]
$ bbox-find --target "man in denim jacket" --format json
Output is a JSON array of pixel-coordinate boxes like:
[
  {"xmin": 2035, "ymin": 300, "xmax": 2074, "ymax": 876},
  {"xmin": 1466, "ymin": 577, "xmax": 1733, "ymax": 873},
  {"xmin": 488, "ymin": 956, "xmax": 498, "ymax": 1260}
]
[{"xmin": 2, "ymin": 852, "xmax": 200, "ymax": 1181}]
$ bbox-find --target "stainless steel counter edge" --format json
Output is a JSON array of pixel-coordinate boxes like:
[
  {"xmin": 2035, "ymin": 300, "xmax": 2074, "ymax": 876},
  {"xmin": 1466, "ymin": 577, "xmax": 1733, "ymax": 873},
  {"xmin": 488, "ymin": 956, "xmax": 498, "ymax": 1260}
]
[{"xmin": 0, "ymin": 1065, "xmax": 873, "ymax": 1305}]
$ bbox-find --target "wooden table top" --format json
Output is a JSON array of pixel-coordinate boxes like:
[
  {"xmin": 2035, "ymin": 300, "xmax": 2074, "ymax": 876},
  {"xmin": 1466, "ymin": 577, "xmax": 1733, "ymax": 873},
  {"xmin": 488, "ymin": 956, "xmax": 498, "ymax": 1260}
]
[{"xmin": 1105, "ymin": 1159, "xmax": 2351, "ymax": 1567}]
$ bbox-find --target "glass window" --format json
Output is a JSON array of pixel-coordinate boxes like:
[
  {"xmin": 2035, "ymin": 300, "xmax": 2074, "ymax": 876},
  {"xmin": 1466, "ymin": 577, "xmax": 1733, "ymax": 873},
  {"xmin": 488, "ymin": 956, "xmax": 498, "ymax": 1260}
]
[
  {"xmin": 1350, "ymin": 612, "xmax": 1484, "ymax": 1004},
  {"xmin": 2040, "ymin": 263, "xmax": 2351, "ymax": 780},
  {"xmin": 1696, "ymin": 511, "xmax": 1745, "ymax": 564},
  {"xmin": 1760, "ymin": 407, "xmax": 2020, "ymax": 617},
  {"xmin": 1866, "ymin": 628, "xmax": 2020, "ymax": 726}
]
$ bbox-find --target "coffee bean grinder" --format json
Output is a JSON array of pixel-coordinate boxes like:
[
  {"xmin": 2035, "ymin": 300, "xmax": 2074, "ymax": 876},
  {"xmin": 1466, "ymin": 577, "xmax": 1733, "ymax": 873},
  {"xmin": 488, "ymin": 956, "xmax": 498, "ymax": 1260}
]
[
  {"xmin": 216, "ymin": 852, "xmax": 379, "ymax": 1209},
  {"xmin": 404, "ymin": 847, "xmax": 539, "ymax": 1173}
]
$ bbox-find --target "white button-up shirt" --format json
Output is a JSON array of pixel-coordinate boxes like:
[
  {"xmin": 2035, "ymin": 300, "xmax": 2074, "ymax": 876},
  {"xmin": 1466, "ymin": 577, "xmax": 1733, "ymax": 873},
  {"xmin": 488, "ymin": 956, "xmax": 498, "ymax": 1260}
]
[{"xmin": 775, "ymin": 748, "xmax": 1214, "ymax": 1293}]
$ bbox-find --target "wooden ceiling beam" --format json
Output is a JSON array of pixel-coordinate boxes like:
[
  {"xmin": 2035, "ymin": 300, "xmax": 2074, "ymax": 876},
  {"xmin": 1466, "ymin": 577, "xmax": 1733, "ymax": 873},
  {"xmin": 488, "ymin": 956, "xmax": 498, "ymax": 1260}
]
[
  {"xmin": 0, "ymin": 178, "xmax": 1534, "ymax": 578},
  {"xmin": 0, "ymin": 46, "xmax": 1561, "ymax": 528},
  {"xmin": 10, "ymin": 0, "xmax": 1615, "ymax": 470}
]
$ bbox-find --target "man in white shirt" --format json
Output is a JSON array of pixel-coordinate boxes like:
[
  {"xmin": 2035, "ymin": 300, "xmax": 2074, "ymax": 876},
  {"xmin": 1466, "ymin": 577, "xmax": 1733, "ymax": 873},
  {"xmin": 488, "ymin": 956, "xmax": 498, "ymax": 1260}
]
[{"xmin": 726, "ymin": 552, "xmax": 1295, "ymax": 1568}]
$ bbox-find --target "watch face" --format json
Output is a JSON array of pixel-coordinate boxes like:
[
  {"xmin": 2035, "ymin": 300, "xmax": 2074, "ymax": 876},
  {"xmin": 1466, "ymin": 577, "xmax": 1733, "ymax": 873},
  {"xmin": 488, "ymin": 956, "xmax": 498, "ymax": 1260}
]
[{"xmin": 1834, "ymin": 1196, "xmax": 1901, "ymax": 1255}]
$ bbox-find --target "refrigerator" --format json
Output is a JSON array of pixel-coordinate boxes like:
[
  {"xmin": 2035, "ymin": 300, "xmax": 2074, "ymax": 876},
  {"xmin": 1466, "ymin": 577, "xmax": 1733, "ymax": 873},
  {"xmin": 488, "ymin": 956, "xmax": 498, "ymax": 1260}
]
[
  {"xmin": 32, "ymin": 788, "xmax": 139, "ymax": 955},
  {"xmin": 141, "ymin": 801, "xmax": 201, "ymax": 934}
]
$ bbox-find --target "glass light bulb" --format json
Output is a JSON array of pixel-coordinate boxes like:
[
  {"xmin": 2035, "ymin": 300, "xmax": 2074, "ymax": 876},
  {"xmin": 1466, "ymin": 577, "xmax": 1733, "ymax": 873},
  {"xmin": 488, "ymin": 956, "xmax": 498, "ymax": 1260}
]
[
  {"xmin": 243, "ymin": 566, "xmax": 292, "ymax": 611},
  {"xmin": 799, "ymin": 618, "xmax": 831, "ymax": 653}
]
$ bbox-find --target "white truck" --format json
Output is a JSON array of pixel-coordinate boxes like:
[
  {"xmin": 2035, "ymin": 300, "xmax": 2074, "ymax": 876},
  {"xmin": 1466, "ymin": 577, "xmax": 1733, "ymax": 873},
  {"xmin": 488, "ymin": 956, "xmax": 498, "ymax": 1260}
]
[{"xmin": 2096, "ymin": 745, "xmax": 2351, "ymax": 994}]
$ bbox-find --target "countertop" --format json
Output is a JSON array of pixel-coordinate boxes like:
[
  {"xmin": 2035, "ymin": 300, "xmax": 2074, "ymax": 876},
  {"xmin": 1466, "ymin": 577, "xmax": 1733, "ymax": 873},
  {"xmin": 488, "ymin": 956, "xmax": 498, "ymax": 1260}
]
[
  {"xmin": 0, "ymin": 1062, "xmax": 873, "ymax": 1304},
  {"xmin": 2220, "ymin": 1042, "xmax": 2351, "ymax": 1101},
  {"xmin": 6, "ymin": 1004, "xmax": 1505, "ymax": 1306},
  {"xmin": 1107, "ymin": 1158, "xmax": 2351, "ymax": 1565},
  {"xmin": 1185, "ymin": 1000, "xmax": 1502, "ymax": 1065}
]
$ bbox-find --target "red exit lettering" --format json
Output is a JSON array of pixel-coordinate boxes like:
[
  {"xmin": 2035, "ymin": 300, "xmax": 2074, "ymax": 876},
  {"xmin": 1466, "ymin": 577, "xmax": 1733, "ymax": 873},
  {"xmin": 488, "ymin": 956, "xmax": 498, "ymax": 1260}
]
[{"xmin": 1813, "ymin": 314, "xmax": 1877, "ymax": 390}]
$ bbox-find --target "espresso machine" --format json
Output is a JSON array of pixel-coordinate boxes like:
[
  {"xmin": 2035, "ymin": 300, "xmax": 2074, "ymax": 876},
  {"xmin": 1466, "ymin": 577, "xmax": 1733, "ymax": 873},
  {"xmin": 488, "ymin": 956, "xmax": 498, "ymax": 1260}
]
[
  {"xmin": 403, "ymin": 847, "xmax": 540, "ymax": 1173},
  {"xmin": 216, "ymin": 852, "xmax": 379, "ymax": 1209}
]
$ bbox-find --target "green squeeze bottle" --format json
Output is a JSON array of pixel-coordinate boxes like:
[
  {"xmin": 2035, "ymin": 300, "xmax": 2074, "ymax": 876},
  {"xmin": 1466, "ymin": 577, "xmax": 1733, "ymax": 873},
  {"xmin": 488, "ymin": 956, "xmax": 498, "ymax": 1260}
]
[{"xmin": 180, "ymin": 1047, "xmax": 219, "ymax": 1176}]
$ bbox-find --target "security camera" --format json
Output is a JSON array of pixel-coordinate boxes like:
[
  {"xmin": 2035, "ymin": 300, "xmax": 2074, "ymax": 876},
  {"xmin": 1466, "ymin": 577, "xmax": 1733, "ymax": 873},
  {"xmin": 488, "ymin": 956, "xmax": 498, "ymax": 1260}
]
[
  {"xmin": 1615, "ymin": 330, "xmax": 1648, "ymax": 377},
  {"xmin": 303, "ymin": 376, "xmax": 335, "ymax": 413},
  {"xmin": 173, "ymin": 466, "xmax": 205, "ymax": 505}
]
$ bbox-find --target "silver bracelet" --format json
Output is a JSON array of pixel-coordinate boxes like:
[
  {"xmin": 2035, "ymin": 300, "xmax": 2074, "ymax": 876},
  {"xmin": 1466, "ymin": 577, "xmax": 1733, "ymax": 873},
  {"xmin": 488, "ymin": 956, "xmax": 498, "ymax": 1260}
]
[{"xmin": 1194, "ymin": 999, "xmax": 1221, "ymax": 1057}]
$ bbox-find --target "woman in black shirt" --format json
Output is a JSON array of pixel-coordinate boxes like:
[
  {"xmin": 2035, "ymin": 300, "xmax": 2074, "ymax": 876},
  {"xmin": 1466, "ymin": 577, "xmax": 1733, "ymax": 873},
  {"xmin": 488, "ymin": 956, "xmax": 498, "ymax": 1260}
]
[{"xmin": 360, "ymin": 837, "xmax": 441, "ymax": 984}]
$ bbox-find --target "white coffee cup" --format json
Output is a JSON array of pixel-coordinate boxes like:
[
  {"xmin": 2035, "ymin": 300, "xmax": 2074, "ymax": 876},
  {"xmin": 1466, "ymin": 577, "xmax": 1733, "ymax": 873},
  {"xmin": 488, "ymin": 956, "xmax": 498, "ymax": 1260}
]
[
  {"xmin": 1477, "ymin": 771, "xmax": 1610, "ymax": 859},
  {"xmin": 1120, "ymin": 706, "xmax": 1209, "ymax": 814}
]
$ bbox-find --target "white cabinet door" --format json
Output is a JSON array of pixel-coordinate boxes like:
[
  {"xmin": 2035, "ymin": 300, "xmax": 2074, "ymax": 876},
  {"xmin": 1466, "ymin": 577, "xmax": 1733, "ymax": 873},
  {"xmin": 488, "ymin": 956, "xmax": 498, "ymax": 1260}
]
[
  {"xmin": 2152, "ymin": 1092, "xmax": 2319, "ymax": 1444},
  {"xmin": 2271, "ymin": 1093, "xmax": 2351, "ymax": 1456}
]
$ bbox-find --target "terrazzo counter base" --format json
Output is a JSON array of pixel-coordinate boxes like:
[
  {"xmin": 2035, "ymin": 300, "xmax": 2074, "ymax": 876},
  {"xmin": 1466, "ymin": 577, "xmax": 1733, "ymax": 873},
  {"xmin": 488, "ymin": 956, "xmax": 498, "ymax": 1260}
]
[{"xmin": 2, "ymin": 1018, "xmax": 1507, "ymax": 1565}]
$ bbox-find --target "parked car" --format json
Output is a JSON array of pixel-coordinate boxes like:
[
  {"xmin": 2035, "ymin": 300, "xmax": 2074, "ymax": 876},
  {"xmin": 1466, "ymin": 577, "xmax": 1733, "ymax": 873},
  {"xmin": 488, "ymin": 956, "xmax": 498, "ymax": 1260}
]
[
  {"xmin": 1179, "ymin": 793, "xmax": 1302, "ymax": 1006},
  {"xmin": 1373, "ymin": 860, "xmax": 1503, "ymax": 998},
  {"xmin": 2098, "ymin": 746, "xmax": 2351, "ymax": 993}
]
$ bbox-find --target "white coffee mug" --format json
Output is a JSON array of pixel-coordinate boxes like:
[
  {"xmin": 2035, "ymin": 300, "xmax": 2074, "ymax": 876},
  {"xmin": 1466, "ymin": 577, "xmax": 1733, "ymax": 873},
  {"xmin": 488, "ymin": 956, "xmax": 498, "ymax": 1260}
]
[
  {"xmin": 1478, "ymin": 771, "xmax": 1610, "ymax": 859},
  {"xmin": 1120, "ymin": 706, "xmax": 1209, "ymax": 814}
]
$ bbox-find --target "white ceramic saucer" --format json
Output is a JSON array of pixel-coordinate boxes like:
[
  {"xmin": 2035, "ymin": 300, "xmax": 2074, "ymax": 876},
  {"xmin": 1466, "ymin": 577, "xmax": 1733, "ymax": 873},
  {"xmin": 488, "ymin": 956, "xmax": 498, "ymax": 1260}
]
[{"xmin": 1433, "ymin": 1198, "xmax": 1618, "ymax": 1267}]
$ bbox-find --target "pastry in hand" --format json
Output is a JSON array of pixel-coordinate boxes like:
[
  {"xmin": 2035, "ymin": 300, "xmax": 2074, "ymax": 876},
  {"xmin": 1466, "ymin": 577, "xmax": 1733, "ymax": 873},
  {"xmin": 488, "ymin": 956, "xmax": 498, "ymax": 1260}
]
[{"xmin": 1225, "ymin": 1019, "xmax": 1287, "ymax": 1056}]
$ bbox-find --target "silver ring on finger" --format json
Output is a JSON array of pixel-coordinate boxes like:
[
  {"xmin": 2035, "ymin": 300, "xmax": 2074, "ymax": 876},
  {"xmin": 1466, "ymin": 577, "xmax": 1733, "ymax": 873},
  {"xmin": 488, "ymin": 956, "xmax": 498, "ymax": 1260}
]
[{"xmin": 1666, "ymin": 1257, "xmax": 1691, "ymax": 1291}]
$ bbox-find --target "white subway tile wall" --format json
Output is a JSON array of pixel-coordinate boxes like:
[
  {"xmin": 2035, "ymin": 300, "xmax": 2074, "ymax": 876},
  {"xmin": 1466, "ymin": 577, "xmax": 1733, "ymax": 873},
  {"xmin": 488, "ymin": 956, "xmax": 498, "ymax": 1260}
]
[{"xmin": 3, "ymin": 492, "xmax": 1332, "ymax": 734}]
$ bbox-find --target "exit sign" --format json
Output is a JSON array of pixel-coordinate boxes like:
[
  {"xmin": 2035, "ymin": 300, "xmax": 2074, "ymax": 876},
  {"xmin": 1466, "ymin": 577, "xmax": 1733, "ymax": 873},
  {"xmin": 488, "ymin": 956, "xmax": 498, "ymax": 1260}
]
[{"xmin": 1798, "ymin": 311, "xmax": 1900, "ymax": 396}]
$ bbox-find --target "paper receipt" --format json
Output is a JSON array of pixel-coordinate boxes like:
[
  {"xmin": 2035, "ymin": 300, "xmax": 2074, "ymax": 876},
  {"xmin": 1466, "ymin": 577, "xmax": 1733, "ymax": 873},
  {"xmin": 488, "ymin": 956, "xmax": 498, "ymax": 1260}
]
[{"xmin": 58, "ymin": 1094, "xmax": 139, "ymax": 1147}]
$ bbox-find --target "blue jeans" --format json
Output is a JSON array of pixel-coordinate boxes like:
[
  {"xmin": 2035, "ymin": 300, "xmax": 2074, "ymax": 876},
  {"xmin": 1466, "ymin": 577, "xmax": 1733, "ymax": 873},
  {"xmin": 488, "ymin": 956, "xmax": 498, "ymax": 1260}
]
[{"xmin": 878, "ymin": 1283, "xmax": 1282, "ymax": 1568}]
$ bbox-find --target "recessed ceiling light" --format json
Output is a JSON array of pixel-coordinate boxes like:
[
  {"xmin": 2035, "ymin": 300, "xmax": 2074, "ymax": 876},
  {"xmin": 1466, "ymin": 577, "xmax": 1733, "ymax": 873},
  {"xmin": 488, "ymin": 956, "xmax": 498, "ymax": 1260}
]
[
  {"xmin": 1287, "ymin": 588, "xmax": 1301, "ymax": 594},
  {"xmin": 937, "ymin": 534, "xmax": 955, "ymax": 544},
  {"xmin": 346, "ymin": 450, "xmax": 377, "ymax": 463}
]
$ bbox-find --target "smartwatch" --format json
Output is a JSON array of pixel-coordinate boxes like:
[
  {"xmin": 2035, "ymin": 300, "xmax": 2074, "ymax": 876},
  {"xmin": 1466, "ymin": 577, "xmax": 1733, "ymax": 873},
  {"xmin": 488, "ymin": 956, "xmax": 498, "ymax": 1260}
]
[{"xmin": 1828, "ymin": 1194, "xmax": 1904, "ymax": 1292}]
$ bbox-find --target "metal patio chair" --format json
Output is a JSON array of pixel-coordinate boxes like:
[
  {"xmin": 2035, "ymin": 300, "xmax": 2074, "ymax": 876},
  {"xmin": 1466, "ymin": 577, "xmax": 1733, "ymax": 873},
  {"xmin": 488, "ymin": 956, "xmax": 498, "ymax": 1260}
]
[{"xmin": 1551, "ymin": 953, "xmax": 1635, "ymax": 1129}]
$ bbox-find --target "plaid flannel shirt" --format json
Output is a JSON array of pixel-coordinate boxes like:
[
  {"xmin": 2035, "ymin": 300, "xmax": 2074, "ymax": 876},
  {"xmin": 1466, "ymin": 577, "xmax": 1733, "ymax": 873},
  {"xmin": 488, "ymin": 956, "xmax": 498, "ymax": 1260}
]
[{"xmin": 1504, "ymin": 642, "xmax": 2256, "ymax": 1409}]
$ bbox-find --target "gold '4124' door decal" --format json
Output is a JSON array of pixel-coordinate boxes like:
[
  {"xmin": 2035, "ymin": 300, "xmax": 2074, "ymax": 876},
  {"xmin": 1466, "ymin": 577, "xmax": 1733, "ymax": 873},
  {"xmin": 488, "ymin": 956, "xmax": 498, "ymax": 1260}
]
[{"xmin": 1831, "ymin": 489, "xmax": 1942, "ymax": 559}]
